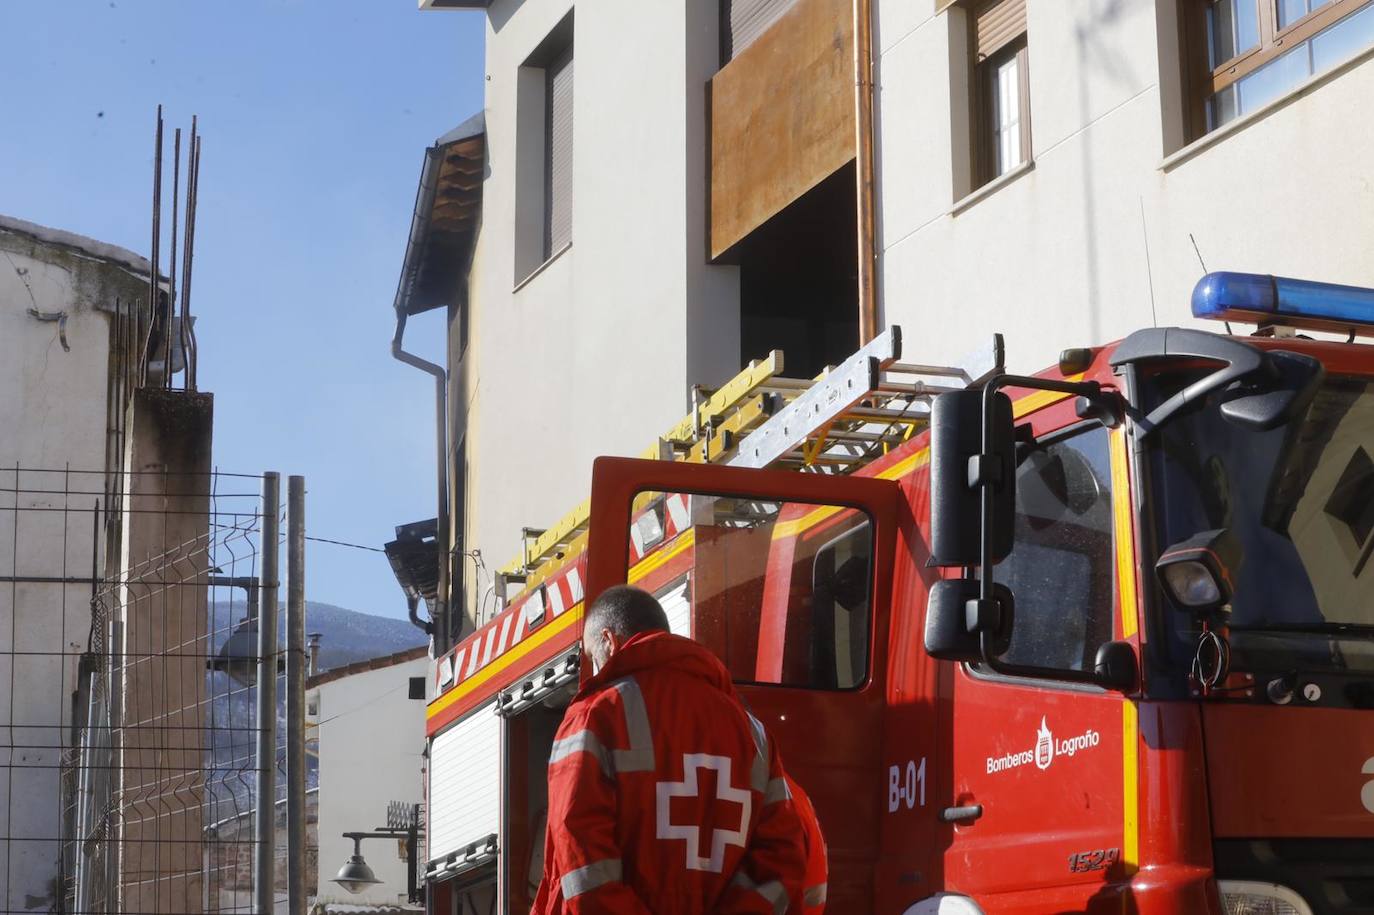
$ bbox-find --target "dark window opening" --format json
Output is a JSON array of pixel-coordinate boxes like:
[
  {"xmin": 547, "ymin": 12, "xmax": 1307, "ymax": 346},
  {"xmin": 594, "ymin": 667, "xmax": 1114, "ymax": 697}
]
[{"xmin": 732, "ymin": 163, "xmax": 859, "ymax": 381}]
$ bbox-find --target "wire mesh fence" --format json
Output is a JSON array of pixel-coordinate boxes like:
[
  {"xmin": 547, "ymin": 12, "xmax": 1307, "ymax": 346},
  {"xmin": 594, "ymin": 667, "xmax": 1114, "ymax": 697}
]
[{"xmin": 1, "ymin": 467, "xmax": 309, "ymax": 915}]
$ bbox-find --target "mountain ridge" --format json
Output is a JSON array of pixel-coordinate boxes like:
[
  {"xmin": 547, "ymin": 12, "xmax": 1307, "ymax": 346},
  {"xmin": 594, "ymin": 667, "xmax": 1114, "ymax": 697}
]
[{"xmin": 211, "ymin": 599, "xmax": 428, "ymax": 672}]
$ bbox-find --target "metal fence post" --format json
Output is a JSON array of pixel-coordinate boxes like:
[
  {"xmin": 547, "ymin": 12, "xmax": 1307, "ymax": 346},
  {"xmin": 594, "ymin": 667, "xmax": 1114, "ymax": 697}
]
[
  {"xmin": 256, "ymin": 472, "xmax": 280, "ymax": 915},
  {"xmin": 106, "ymin": 617, "xmax": 123, "ymax": 913},
  {"xmin": 286, "ymin": 475, "xmax": 306, "ymax": 915}
]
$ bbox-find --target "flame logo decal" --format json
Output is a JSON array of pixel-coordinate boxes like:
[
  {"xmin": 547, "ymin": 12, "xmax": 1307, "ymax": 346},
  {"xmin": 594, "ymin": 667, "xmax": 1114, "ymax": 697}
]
[{"xmin": 1034, "ymin": 717, "xmax": 1054, "ymax": 770}]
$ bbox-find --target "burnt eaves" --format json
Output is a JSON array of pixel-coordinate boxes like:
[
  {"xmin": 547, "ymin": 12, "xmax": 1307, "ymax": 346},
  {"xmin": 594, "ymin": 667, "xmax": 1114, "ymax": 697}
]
[
  {"xmin": 394, "ymin": 113, "xmax": 486, "ymax": 318},
  {"xmin": 384, "ymin": 518, "xmax": 440, "ymax": 613}
]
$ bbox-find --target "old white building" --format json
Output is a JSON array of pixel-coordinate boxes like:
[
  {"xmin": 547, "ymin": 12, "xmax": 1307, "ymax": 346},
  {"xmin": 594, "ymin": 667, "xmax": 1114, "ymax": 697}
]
[
  {"xmin": 1, "ymin": 214, "xmax": 214, "ymax": 913},
  {"xmin": 0, "ymin": 216, "xmax": 156, "ymax": 914}
]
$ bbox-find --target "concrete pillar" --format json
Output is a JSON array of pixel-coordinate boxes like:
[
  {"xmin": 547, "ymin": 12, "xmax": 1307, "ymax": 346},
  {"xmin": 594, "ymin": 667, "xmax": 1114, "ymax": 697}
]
[{"xmin": 117, "ymin": 388, "xmax": 213, "ymax": 915}]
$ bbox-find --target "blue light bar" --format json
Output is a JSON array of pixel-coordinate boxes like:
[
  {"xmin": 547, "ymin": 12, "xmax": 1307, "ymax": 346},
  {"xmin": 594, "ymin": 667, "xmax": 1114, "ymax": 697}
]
[{"xmin": 1192, "ymin": 271, "xmax": 1374, "ymax": 337}]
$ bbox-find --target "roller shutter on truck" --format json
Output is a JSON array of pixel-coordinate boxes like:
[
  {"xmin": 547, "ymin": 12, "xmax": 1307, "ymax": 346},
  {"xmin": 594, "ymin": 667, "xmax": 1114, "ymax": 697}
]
[
  {"xmin": 428, "ymin": 701, "xmax": 501, "ymax": 875},
  {"xmin": 658, "ymin": 576, "xmax": 692, "ymax": 638}
]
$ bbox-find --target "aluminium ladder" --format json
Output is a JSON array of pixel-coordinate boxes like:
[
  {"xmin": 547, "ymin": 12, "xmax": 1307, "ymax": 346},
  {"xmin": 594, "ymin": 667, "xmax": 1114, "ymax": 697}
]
[{"xmin": 495, "ymin": 327, "xmax": 1003, "ymax": 604}]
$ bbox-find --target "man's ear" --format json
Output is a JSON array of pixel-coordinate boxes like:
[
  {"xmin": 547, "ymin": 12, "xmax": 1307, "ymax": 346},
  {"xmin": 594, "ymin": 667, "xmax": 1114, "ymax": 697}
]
[{"xmin": 601, "ymin": 628, "xmax": 621, "ymax": 656}]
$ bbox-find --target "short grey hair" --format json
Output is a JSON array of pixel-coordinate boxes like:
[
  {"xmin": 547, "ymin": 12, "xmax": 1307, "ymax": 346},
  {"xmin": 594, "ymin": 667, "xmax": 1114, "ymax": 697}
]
[{"xmin": 585, "ymin": 585, "xmax": 669, "ymax": 640}]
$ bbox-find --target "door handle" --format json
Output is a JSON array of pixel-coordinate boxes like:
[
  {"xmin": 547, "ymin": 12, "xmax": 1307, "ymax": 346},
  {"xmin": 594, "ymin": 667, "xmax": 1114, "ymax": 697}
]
[{"xmin": 939, "ymin": 804, "xmax": 984, "ymax": 823}]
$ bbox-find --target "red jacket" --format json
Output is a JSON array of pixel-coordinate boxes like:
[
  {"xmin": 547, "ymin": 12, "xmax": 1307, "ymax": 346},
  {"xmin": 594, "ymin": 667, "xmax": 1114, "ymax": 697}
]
[
  {"xmin": 787, "ymin": 776, "xmax": 827, "ymax": 915},
  {"xmin": 531, "ymin": 631, "xmax": 808, "ymax": 915}
]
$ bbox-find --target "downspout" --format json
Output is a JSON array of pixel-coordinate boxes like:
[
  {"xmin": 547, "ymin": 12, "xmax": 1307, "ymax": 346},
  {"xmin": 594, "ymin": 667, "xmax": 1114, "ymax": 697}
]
[
  {"xmin": 392, "ymin": 307, "xmax": 448, "ymax": 640},
  {"xmin": 854, "ymin": 0, "xmax": 879, "ymax": 344},
  {"xmin": 392, "ymin": 144, "xmax": 448, "ymax": 640}
]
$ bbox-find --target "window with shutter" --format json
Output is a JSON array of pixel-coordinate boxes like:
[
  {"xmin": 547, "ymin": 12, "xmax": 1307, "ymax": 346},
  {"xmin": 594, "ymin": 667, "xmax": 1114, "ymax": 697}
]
[
  {"xmin": 544, "ymin": 48, "xmax": 574, "ymax": 259},
  {"xmin": 723, "ymin": 0, "xmax": 801, "ymax": 60},
  {"xmin": 973, "ymin": 0, "xmax": 1026, "ymax": 59},
  {"xmin": 968, "ymin": 0, "xmax": 1030, "ymax": 187}
]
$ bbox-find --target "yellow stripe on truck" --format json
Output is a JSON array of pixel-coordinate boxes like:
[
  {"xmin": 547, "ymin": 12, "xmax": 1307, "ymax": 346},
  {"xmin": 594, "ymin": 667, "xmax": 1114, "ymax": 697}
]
[
  {"xmin": 1110, "ymin": 428, "xmax": 1141, "ymax": 873},
  {"xmin": 1122, "ymin": 699, "xmax": 1140, "ymax": 874},
  {"xmin": 1110, "ymin": 429, "xmax": 1140, "ymax": 640}
]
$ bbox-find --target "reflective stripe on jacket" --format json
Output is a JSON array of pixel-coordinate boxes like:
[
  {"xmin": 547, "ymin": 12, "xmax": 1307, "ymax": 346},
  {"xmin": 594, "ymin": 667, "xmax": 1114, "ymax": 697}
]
[{"xmin": 531, "ymin": 631, "xmax": 808, "ymax": 915}]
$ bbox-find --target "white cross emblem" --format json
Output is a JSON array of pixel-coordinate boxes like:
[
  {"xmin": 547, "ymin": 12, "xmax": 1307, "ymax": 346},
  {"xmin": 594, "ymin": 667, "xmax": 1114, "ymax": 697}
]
[{"xmin": 656, "ymin": 753, "xmax": 752, "ymax": 873}]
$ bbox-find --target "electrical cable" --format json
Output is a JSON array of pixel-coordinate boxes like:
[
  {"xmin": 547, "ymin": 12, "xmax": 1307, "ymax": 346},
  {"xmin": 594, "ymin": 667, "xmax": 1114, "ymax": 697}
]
[{"xmin": 303, "ymin": 535, "xmax": 384, "ymax": 553}]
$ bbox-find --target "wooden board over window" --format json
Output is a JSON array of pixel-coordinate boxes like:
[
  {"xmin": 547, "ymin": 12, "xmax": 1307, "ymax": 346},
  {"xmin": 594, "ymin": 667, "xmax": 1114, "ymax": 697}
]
[{"xmin": 709, "ymin": 0, "xmax": 856, "ymax": 260}]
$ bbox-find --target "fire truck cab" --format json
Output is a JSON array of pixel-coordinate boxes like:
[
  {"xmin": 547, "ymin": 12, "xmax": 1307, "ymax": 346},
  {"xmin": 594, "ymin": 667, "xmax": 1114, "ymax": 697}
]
[{"xmin": 422, "ymin": 273, "xmax": 1374, "ymax": 915}]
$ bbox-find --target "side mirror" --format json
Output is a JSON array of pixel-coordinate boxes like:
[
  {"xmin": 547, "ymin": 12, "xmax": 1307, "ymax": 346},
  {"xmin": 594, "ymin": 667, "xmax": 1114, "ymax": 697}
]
[
  {"xmin": 1219, "ymin": 350, "xmax": 1324, "ymax": 431},
  {"xmin": 924, "ymin": 578, "xmax": 1013, "ymax": 663},
  {"xmin": 1092, "ymin": 640, "xmax": 1138, "ymax": 692},
  {"xmin": 929, "ymin": 389, "xmax": 1016, "ymax": 567},
  {"xmin": 1155, "ymin": 528, "xmax": 1240, "ymax": 614}
]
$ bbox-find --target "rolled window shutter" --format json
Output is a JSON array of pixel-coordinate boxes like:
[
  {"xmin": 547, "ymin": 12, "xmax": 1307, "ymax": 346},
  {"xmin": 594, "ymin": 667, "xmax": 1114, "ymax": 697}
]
[
  {"xmin": 975, "ymin": 0, "xmax": 1027, "ymax": 59},
  {"xmin": 545, "ymin": 49, "xmax": 574, "ymax": 257},
  {"xmin": 726, "ymin": 0, "xmax": 801, "ymax": 59}
]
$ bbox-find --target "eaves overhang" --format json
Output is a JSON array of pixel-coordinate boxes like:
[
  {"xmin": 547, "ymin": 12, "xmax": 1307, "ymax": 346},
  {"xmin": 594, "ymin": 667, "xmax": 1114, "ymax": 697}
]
[{"xmin": 393, "ymin": 112, "xmax": 486, "ymax": 318}]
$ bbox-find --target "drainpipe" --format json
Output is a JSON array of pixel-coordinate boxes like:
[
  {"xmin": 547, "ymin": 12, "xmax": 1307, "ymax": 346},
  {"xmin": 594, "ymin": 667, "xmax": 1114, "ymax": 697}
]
[
  {"xmin": 392, "ymin": 306, "xmax": 449, "ymax": 641},
  {"xmin": 405, "ymin": 592, "xmax": 433, "ymax": 637},
  {"xmin": 391, "ymin": 141, "xmax": 450, "ymax": 642},
  {"xmin": 854, "ymin": 0, "xmax": 879, "ymax": 344}
]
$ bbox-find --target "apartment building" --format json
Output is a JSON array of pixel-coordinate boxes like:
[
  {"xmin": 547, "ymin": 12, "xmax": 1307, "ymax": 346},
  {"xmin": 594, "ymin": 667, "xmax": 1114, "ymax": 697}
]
[
  {"xmin": 391, "ymin": 0, "xmax": 1374, "ymax": 650},
  {"xmin": 878, "ymin": 0, "xmax": 1374, "ymax": 370}
]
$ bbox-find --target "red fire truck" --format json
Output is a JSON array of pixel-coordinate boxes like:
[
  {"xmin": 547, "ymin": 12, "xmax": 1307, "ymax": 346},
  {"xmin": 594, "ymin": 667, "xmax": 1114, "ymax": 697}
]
[{"xmin": 420, "ymin": 272, "xmax": 1374, "ymax": 914}]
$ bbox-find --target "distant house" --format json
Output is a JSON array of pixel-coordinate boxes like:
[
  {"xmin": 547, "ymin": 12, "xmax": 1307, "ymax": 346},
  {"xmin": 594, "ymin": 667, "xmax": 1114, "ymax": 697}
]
[{"xmin": 307, "ymin": 646, "xmax": 428, "ymax": 909}]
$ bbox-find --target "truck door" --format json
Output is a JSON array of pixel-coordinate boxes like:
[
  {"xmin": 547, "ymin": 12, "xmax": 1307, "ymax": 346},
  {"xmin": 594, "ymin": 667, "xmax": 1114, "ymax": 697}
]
[
  {"xmin": 940, "ymin": 423, "xmax": 1137, "ymax": 911},
  {"xmin": 584, "ymin": 456, "xmax": 906, "ymax": 912}
]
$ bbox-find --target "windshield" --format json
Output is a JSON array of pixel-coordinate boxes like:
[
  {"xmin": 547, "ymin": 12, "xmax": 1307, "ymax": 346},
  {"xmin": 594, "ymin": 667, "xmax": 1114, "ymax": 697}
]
[{"xmin": 1147, "ymin": 370, "xmax": 1374, "ymax": 660}]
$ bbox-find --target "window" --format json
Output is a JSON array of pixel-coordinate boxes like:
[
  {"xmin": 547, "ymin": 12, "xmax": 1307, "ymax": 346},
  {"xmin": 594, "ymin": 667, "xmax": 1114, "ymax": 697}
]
[
  {"xmin": 513, "ymin": 13, "xmax": 573, "ymax": 283},
  {"xmin": 633, "ymin": 491, "xmax": 874, "ymax": 690},
  {"xmin": 1186, "ymin": 0, "xmax": 1374, "ymax": 134},
  {"xmin": 810, "ymin": 522, "xmax": 872, "ymax": 689},
  {"xmin": 544, "ymin": 47, "xmax": 573, "ymax": 259},
  {"xmin": 972, "ymin": 0, "xmax": 1030, "ymax": 185},
  {"xmin": 989, "ymin": 427, "xmax": 1116, "ymax": 675}
]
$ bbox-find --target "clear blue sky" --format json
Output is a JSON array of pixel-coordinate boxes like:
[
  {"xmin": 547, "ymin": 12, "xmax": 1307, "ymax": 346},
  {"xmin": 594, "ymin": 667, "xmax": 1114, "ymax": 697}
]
[{"xmin": 1, "ymin": 1, "xmax": 485, "ymax": 620}]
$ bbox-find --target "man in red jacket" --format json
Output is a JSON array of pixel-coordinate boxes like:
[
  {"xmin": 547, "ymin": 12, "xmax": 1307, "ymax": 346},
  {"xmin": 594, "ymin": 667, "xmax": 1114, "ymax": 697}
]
[{"xmin": 531, "ymin": 585, "xmax": 808, "ymax": 914}]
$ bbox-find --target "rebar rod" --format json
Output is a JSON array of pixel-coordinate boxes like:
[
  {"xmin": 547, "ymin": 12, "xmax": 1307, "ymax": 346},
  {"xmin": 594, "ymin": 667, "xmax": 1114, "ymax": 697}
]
[
  {"xmin": 181, "ymin": 119, "xmax": 200, "ymax": 391},
  {"xmin": 166, "ymin": 126, "xmax": 180, "ymax": 389}
]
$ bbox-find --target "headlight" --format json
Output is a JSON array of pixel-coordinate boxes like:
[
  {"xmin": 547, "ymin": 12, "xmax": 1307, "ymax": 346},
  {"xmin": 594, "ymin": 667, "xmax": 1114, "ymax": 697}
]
[
  {"xmin": 1161, "ymin": 560, "xmax": 1222, "ymax": 607},
  {"xmin": 1218, "ymin": 880, "xmax": 1313, "ymax": 915}
]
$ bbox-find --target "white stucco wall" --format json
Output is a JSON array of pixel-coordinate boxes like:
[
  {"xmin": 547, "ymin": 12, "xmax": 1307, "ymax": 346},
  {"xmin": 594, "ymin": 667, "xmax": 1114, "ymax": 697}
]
[
  {"xmin": 457, "ymin": 0, "xmax": 740, "ymax": 620},
  {"xmin": 0, "ymin": 223, "xmax": 149, "ymax": 913},
  {"xmin": 311, "ymin": 656, "xmax": 427, "ymax": 906},
  {"xmin": 874, "ymin": 0, "xmax": 1374, "ymax": 376}
]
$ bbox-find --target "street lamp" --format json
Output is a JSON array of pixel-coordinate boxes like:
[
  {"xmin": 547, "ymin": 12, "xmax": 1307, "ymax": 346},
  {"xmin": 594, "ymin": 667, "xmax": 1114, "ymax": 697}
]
[
  {"xmin": 331, "ymin": 821, "xmax": 421, "ymax": 899},
  {"xmin": 332, "ymin": 834, "xmax": 384, "ymax": 894},
  {"xmin": 206, "ymin": 574, "xmax": 263, "ymax": 685}
]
